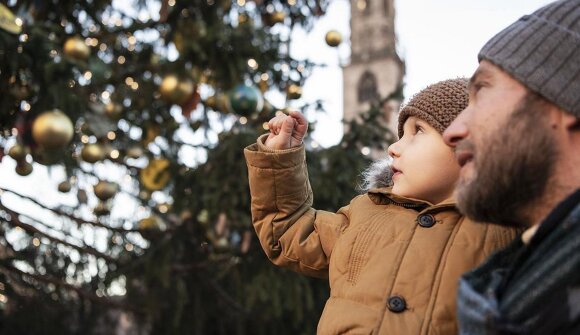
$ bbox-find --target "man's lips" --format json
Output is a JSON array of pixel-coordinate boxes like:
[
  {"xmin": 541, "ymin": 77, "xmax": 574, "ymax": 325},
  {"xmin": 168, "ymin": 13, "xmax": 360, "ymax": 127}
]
[{"xmin": 455, "ymin": 150, "xmax": 474, "ymax": 167}]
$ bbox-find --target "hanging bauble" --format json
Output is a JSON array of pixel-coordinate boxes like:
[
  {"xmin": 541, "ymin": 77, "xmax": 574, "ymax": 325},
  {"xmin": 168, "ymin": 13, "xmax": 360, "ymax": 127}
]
[
  {"xmin": 58, "ymin": 181, "xmax": 72, "ymax": 193},
  {"xmin": 8, "ymin": 144, "xmax": 29, "ymax": 161},
  {"xmin": 267, "ymin": 11, "xmax": 286, "ymax": 26},
  {"xmin": 138, "ymin": 216, "xmax": 161, "ymax": 230},
  {"xmin": 32, "ymin": 109, "xmax": 74, "ymax": 150},
  {"xmin": 140, "ymin": 158, "xmax": 171, "ymax": 191},
  {"xmin": 15, "ymin": 161, "xmax": 33, "ymax": 176},
  {"xmin": 126, "ymin": 145, "xmax": 144, "ymax": 159},
  {"xmin": 258, "ymin": 77, "xmax": 269, "ymax": 93},
  {"xmin": 138, "ymin": 215, "xmax": 165, "ymax": 239},
  {"xmin": 287, "ymin": 84, "xmax": 303, "ymax": 100},
  {"xmin": 93, "ymin": 181, "xmax": 118, "ymax": 201},
  {"xmin": 77, "ymin": 189, "xmax": 88, "ymax": 204},
  {"xmin": 227, "ymin": 84, "xmax": 264, "ymax": 117},
  {"xmin": 159, "ymin": 75, "xmax": 195, "ymax": 106},
  {"xmin": 204, "ymin": 95, "xmax": 217, "ymax": 110},
  {"xmin": 238, "ymin": 13, "xmax": 251, "ymax": 26},
  {"xmin": 325, "ymin": 30, "xmax": 342, "ymax": 47},
  {"xmin": 81, "ymin": 143, "xmax": 106, "ymax": 163},
  {"xmin": 94, "ymin": 202, "xmax": 111, "ymax": 216},
  {"xmin": 104, "ymin": 102, "xmax": 123, "ymax": 120},
  {"xmin": 63, "ymin": 36, "xmax": 90, "ymax": 61}
]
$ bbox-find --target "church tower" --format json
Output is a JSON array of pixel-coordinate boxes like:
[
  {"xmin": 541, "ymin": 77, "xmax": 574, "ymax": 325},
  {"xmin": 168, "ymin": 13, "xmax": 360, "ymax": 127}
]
[{"xmin": 343, "ymin": 0, "xmax": 404, "ymax": 137}]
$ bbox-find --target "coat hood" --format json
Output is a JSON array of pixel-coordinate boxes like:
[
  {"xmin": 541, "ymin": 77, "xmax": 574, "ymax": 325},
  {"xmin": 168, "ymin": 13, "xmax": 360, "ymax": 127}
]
[{"xmin": 359, "ymin": 157, "xmax": 394, "ymax": 193}]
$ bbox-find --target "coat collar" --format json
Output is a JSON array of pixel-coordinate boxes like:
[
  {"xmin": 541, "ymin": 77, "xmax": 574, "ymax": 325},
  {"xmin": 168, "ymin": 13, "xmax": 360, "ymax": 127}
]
[{"xmin": 367, "ymin": 187, "xmax": 457, "ymax": 214}]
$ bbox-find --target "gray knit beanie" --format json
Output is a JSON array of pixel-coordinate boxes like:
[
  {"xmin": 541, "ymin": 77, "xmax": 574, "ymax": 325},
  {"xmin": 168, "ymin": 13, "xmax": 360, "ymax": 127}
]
[{"xmin": 478, "ymin": 0, "xmax": 580, "ymax": 117}]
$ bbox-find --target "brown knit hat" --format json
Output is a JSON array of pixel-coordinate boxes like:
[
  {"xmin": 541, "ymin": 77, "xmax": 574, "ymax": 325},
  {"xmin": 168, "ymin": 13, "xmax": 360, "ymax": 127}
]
[{"xmin": 397, "ymin": 78, "xmax": 469, "ymax": 138}]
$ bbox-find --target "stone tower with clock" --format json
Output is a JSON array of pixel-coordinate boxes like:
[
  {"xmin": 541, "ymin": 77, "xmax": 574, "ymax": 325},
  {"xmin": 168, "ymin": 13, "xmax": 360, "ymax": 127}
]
[{"xmin": 343, "ymin": 0, "xmax": 405, "ymax": 139}]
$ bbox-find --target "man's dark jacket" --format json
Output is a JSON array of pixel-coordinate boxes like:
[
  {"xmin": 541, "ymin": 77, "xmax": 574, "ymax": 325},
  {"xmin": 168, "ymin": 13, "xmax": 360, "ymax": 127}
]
[{"xmin": 457, "ymin": 189, "xmax": 580, "ymax": 335}]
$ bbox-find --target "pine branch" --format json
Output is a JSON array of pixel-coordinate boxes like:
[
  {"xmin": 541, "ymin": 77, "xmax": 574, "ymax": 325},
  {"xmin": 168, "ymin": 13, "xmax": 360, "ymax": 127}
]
[
  {"xmin": 0, "ymin": 187, "xmax": 139, "ymax": 233},
  {"xmin": 0, "ymin": 263, "xmax": 142, "ymax": 313},
  {"xmin": 0, "ymin": 201, "xmax": 118, "ymax": 263},
  {"xmin": 198, "ymin": 274, "xmax": 248, "ymax": 315}
]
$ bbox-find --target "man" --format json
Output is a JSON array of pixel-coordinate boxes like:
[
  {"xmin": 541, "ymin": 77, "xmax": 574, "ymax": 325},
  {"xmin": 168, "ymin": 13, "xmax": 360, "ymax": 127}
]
[{"xmin": 442, "ymin": 0, "xmax": 580, "ymax": 334}]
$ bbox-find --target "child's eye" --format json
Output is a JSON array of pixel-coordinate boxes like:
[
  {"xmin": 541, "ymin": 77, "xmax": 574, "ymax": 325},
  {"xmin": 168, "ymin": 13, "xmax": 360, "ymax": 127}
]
[{"xmin": 415, "ymin": 125, "xmax": 424, "ymax": 134}]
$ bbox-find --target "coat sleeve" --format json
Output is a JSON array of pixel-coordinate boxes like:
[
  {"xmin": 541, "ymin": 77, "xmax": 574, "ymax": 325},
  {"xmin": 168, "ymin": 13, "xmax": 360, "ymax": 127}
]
[{"xmin": 244, "ymin": 134, "xmax": 350, "ymax": 278}]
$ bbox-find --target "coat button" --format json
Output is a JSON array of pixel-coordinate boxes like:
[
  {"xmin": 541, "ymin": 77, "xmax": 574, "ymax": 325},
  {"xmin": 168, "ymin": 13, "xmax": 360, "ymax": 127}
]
[
  {"xmin": 418, "ymin": 214, "xmax": 436, "ymax": 228},
  {"xmin": 387, "ymin": 295, "xmax": 406, "ymax": 313}
]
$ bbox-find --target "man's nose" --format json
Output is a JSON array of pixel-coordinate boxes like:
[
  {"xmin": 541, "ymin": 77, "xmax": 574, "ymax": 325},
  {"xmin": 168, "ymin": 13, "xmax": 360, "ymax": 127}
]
[{"xmin": 443, "ymin": 114, "xmax": 469, "ymax": 147}]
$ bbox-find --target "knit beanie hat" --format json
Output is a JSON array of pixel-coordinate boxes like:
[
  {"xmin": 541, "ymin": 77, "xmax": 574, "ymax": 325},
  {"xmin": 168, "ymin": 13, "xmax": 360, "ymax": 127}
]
[
  {"xmin": 397, "ymin": 78, "xmax": 469, "ymax": 138},
  {"xmin": 478, "ymin": 0, "xmax": 580, "ymax": 117}
]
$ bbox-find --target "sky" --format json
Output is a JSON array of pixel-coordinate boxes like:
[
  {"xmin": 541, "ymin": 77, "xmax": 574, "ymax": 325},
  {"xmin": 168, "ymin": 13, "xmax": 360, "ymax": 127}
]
[{"xmin": 294, "ymin": 0, "xmax": 554, "ymax": 147}]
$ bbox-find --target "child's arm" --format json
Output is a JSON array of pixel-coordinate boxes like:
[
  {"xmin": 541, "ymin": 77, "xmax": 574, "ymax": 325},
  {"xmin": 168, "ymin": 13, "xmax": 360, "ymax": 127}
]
[{"xmin": 243, "ymin": 111, "xmax": 350, "ymax": 278}]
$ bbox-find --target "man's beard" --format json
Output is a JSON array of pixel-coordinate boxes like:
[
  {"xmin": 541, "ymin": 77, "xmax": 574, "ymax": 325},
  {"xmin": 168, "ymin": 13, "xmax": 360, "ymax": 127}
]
[{"xmin": 455, "ymin": 93, "xmax": 558, "ymax": 228}]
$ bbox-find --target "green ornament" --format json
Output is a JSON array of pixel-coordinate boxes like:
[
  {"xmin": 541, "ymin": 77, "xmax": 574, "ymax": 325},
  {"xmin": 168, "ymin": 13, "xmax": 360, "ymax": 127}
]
[{"xmin": 227, "ymin": 84, "xmax": 264, "ymax": 117}]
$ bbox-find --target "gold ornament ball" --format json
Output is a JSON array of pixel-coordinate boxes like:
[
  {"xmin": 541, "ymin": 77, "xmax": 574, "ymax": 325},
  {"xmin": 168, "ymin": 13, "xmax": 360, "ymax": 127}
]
[
  {"xmin": 81, "ymin": 143, "xmax": 106, "ymax": 163},
  {"xmin": 15, "ymin": 161, "xmax": 33, "ymax": 176},
  {"xmin": 269, "ymin": 11, "xmax": 286, "ymax": 25},
  {"xmin": 287, "ymin": 84, "xmax": 303, "ymax": 100},
  {"xmin": 126, "ymin": 145, "xmax": 144, "ymax": 159},
  {"xmin": 32, "ymin": 109, "xmax": 74, "ymax": 150},
  {"xmin": 94, "ymin": 181, "xmax": 118, "ymax": 201},
  {"xmin": 139, "ymin": 216, "xmax": 160, "ymax": 230},
  {"xmin": 8, "ymin": 144, "xmax": 29, "ymax": 161},
  {"xmin": 138, "ymin": 216, "xmax": 166, "ymax": 239},
  {"xmin": 325, "ymin": 30, "xmax": 342, "ymax": 47},
  {"xmin": 104, "ymin": 102, "xmax": 123, "ymax": 120},
  {"xmin": 238, "ymin": 13, "xmax": 250, "ymax": 25},
  {"xmin": 58, "ymin": 181, "xmax": 72, "ymax": 193},
  {"xmin": 94, "ymin": 202, "xmax": 111, "ymax": 216},
  {"xmin": 204, "ymin": 95, "xmax": 217, "ymax": 110},
  {"xmin": 258, "ymin": 78, "xmax": 269, "ymax": 93},
  {"xmin": 159, "ymin": 75, "xmax": 194, "ymax": 106},
  {"xmin": 63, "ymin": 37, "xmax": 91, "ymax": 61}
]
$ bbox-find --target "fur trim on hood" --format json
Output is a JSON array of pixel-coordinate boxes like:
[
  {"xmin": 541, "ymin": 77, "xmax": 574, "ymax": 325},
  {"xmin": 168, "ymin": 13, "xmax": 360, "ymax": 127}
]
[{"xmin": 358, "ymin": 157, "xmax": 394, "ymax": 193}]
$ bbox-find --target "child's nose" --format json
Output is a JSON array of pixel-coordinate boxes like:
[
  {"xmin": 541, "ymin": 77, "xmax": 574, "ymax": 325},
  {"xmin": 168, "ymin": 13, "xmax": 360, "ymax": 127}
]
[{"xmin": 387, "ymin": 141, "xmax": 401, "ymax": 158}]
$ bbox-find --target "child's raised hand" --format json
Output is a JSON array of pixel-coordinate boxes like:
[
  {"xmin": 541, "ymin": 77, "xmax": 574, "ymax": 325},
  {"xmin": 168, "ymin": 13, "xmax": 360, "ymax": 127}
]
[{"xmin": 264, "ymin": 110, "xmax": 308, "ymax": 150}]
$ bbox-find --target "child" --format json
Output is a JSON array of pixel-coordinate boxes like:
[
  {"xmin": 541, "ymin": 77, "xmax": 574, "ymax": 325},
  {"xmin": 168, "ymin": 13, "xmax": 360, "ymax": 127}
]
[{"xmin": 244, "ymin": 78, "xmax": 518, "ymax": 334}]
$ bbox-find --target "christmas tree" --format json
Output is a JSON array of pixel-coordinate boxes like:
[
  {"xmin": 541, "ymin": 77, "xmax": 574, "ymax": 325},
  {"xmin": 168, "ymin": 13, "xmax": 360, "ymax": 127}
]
[{"xmin": 0, "ymin": 0, "xmax": 398, "ymax": 333}]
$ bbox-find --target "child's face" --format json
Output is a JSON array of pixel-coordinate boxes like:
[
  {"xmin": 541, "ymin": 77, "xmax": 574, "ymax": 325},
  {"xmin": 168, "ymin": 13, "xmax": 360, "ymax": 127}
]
[{"xmin": 387, "ymin": 116, "xmax": 461, "ymax": 204}]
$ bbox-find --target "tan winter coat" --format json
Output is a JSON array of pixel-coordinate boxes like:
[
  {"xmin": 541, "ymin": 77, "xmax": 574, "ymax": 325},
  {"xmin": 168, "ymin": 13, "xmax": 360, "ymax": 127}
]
[{"xmin": 244, "ymin": 136, "xmax": 519, "ymax": 335}]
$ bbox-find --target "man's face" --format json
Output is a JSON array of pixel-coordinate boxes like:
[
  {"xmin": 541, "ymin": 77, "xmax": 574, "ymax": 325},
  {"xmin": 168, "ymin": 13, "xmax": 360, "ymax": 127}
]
[{"xmin": 443, "ymin": 60, "xmax": 557, "ymax": 227}]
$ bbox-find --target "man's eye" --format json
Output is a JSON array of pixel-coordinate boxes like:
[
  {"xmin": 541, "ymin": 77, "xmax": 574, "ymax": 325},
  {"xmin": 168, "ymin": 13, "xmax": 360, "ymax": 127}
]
[{"xmin": 473, "ymin": 82, "xmax": 484, "ymax": 93}]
